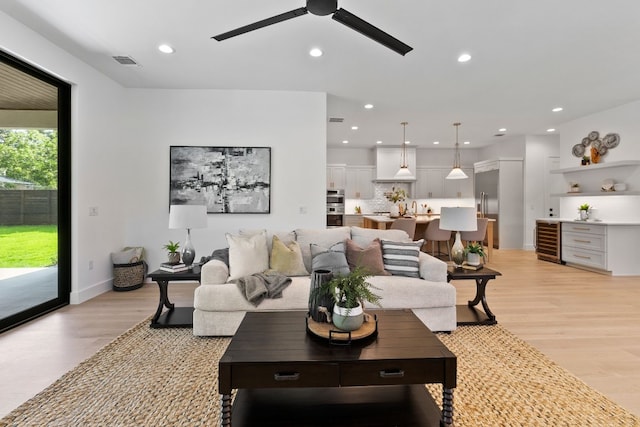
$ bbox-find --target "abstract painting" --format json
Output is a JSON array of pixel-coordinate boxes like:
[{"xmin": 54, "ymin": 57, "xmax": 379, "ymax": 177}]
[{"xmin": 170, "ymin": 146, "xmax": 270, "ymax": 213}]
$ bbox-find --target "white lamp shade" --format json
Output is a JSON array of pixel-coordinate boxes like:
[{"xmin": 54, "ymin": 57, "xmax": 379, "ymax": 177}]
[
  {"xmin": 169, "ymin": 204, "xmax": 207, "ymax": 229},
  {"xmin": 394, "ymin": 166, "xmax": 415, "ymax": 179},
  {"xmin": 439, "ymin": 207, "xmax": 477, "ymax": 232},
  {"xmin": 445, "ymin": 167, "xmax": 468, "ymax": 180}
]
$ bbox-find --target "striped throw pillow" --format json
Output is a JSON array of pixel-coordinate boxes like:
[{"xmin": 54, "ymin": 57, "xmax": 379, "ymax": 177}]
[{"xmin": 381, "ymin": 239, "xmax": 424, "ymax": 278}]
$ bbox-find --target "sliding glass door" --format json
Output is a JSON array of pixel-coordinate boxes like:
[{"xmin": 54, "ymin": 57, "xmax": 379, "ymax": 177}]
[{"xmin": 0, "ymin": 50, "xmax": 71, "ymax": 333}]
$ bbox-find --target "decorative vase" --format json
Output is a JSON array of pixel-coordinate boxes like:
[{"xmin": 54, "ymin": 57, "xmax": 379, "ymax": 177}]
[
  {"xmin": 168, "ymin": 252, "xmax": 180, "ymax": 264},
  {"xmin": 390, "ymin": 205, "xmax": 400, "ymax": 218},
  {"xmin": 182, "ymin": 229, "xmax": 196, "ymax": 266},
  {"xmin": 579, "ymin": 210, "xmax": 589, "ymax": 220},
  {"xmin": 467, "ymin": 252, "xmax": 481, "ymax": 266},
  {"xmin": 451, "ymin": 231, "xmax": 465, "ymax": 268},
  {"xmin": 309, "ymin": 270, "xmax": 334, "ymax": 323},
  {"xmin": 332, "ymin": 303, "xmax": 364, "ymax": 331}
]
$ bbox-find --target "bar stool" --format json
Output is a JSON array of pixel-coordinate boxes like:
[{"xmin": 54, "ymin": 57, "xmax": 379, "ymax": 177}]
[
  {"xmin": 390, "ymin": 217, "xmax": 417, "ymax": 240},
  {"xmin": 424, "ymin": 219, "xmax": 452, "ymax": 260}
]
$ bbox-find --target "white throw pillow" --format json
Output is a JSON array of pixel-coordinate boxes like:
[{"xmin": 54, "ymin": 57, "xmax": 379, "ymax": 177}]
[
  {"xmin": 350, "ymin": 226, "xmax": 413, "ymax": 249},
  {"xmin": 226, "ymin": 231, "xmax": 269, "ymax": 281}
]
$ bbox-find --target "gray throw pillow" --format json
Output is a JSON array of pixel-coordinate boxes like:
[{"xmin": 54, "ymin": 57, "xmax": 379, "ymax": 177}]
[{"xmin": 310, "ymin": 242, "xmax": 350, "ymax": 276}]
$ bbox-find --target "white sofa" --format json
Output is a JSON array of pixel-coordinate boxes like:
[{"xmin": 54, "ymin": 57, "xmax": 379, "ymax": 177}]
[{"xmin": 193, "ymin": 226, "xmax": 456, "ymax": 336}]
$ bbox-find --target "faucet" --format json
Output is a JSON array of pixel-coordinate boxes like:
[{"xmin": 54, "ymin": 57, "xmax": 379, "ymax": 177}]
[{"xmin": 411, "ymin": 201, "xmax": 417, "ymax": 216}]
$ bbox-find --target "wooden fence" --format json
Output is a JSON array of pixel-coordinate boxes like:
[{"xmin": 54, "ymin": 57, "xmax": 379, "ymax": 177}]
[{"xmin": 0, "ymin": 190, "xmax": 57, "ymax": 225}]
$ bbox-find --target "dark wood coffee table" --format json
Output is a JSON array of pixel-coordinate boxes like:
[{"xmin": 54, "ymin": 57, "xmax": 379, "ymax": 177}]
[
  {"xmin": 218, "ymin": 310, "xmax": 457, "ymax": 427},
  {"xmin": 447, "ymin": 265, "xmax": 502, "ymax": 325}
]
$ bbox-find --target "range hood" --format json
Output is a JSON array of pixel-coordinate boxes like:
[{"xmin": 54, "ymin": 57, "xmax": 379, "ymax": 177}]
[{"xmin": 374, "ymin": 147, "xmax": 417, "ymax": 182}]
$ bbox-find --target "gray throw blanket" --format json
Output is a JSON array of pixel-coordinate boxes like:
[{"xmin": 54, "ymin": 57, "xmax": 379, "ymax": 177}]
[{"xmin": 232, "ymin": 271, "xmax": 292, "ymax": 307}]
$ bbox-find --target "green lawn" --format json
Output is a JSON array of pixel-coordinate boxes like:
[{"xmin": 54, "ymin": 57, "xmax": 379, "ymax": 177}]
[{"xmin": 0, "ymin": 225, "xmax": 58, "ymax": 268}]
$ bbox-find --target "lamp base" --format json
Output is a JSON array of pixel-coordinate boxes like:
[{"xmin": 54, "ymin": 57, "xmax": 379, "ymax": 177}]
[
  {"xmin": 182, "ymin": 229, "xmax": 196, "ymax": 267},
  {"xmin": 451, "ymin": 231, "xmax": 465, "ymax": 268}
]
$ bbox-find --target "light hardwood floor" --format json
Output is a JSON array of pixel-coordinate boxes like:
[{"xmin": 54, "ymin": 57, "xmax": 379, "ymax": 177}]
[{"xmin": 0, "ymin": 249, "xmax": 639, "ymax": 418}]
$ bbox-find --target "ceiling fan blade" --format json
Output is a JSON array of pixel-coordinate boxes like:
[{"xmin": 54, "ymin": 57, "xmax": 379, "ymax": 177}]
[
  {"xmin": 213, "ymin": 7, "xmax": 308, "ymax": 41},
  {"xmin": 332, "ymin": 8, "xmax": 413, "ymax": 56}
]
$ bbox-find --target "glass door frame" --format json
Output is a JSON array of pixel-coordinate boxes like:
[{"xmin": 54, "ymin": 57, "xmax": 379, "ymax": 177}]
[{"xmin": 0, "ymin": 49, "xmax": 71, "ymax": 333}]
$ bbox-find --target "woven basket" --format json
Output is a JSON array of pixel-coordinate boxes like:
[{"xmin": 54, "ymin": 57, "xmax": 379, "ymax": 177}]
[{"xmin": 113, "ymin": 260, "xmax": 147, "ymax": 291}]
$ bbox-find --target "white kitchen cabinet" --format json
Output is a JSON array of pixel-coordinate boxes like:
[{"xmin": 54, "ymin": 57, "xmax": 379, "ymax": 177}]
[
  {"xmin": 346, "ymin": 166, "xmax": 375, "ymax": 199},
  {"xmin": 414, "ymin": 168, "xmax": 444, "ymax": 198},
  {"xmin": 327, "ymin": 164, "xmax": 346, "ymax": 189},
  {"xmin": 562, "ymin": 223, "xmax": 607, "ymax": 270},
  {"xmin": 375, "ymin": 147, "xmax": 417, "ymax": 181},
  {"xmin": 561, "ymin": 221, "xmax": 640, "ymax": 275},
  {"xmin": 443, "ymin": 168, "xmax": 474, "ymax": 198}
]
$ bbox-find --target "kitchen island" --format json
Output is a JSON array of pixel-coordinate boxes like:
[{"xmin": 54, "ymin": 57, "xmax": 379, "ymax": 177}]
[{"xmin": 362, "ymin": 215, "xmax": 495, "ymax": 261}]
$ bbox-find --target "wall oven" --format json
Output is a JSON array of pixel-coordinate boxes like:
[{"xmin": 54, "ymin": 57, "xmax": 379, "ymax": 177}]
[{"xmin": 327, "ymin": 189, "xmax": 345, "ymax": 228}]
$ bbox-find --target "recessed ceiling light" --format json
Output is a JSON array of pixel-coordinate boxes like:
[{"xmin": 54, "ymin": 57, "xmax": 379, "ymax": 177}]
[
  {"xmin": 546, "ymin": 128, "xmax": 556, "ymax": 132},
  {"xmin": 376, "ymin": 140, "xmax": 383, "ymax": 144},
  {"xmin": 309, "ymin": 48, "xmax": 323, "ymax": 57},
  {"xmin": 342, "ymin": 140, "xmax": 349, "ymax": 144},
  {"xmin": 552, "ymin": 107, "xmax": 563, "ymax": 112},
  {"xmin": 158, "ymin": 44, "xmax": 175, "ymax": 54},
  {"xmin": 351, "ymin": 126, "xmax": 358, "ymax": 130},
  {"xmin": 498, "ymin": 128, "xmax": 507, "ymax": 132},
  {"xmin": 464, "ymin": 141, "xmax": 470, "ymax": 145},
  {"xmin": 458, "ymin": 53, "xmax": 471, "ymax": 63},
  {"xmin": 433, "ymin": 141, "xmax": 440, "ymax": 145},
  {"xmin": 364, "ymin": 104, "xmax": 374, "ymax": 109},
  {"xmin": 404, "ymin": 141, "xmax": 410, "ymax": 145}
]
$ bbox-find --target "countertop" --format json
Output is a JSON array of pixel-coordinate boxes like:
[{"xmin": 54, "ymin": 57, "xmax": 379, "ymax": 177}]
[
  {"xmin": 537, "ymin": 218, "xmax": 640, "ymax": 226},
  {"xmin": 362, "ymin": 214, "xmax": 439, "ymax": 224}
]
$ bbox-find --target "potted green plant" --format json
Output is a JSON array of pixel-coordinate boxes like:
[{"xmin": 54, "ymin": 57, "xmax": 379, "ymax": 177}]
[
  {"xmin": 163, "ymin": 240, "xmax": 181, "ymax": 263},
  {"xmin": 464, "ymin": 242, "xmax": 486, "ymax": 266},
  {"xmin": 578, "ymin": 203, "xmax": 590, "ymax": 220},
  {"xmin": 316, "ymin": 267, "xmax": 382, "ymax": 331}
]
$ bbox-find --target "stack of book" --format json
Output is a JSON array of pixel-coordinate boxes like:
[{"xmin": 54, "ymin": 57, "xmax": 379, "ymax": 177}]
[
  {"xmin": 160, "ymin": 262, "xmax": 189, "ymax": 273},
  {"xmin": 461, "ymin": 263, "xmax": 483, "ymax": 271}
]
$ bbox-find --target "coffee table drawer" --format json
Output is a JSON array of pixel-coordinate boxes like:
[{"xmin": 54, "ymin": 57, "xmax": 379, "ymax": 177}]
[
  {"xmin": 340, "ymin": 360, "xmax": 434, "ymax": 386},
  {"xmin": 232, "ymin": 363, "xmax": 340, "ymax": 388}
]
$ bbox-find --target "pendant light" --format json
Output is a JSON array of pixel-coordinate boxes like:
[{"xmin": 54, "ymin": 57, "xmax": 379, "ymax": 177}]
[
  {"xmin": 446, "ymin": 122, "xmax": 468, "ymax": 180},
  {"xmin": 394, "ymin": 121, "xmax": 414, "ymax": 179}
]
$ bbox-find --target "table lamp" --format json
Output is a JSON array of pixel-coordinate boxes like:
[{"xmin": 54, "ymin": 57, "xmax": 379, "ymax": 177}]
[
  {"xmin": 439, "ymin": 207, "xmax": 477, "ymax": 268},
  {"xmin": 169, "ymin": 204, "xmax": 208, "ymax": 266}
]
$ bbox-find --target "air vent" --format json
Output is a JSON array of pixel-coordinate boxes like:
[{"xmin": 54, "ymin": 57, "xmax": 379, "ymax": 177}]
[
  {"xmin": 494, "ymin": 133, "xmax": 505, "ymax": 137},
  {"xmin": 112, "ymin": 56, "xmax": 139, "ymax": 66},
  {"xmin": 328, "ymin": 117, "xmax": 344, "ymax": 123}
]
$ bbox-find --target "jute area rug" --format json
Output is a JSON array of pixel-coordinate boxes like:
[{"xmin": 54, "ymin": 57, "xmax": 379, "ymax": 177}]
[{"xmin": 2, "ymin": 319, "xmax": 638, "ymax": 427}]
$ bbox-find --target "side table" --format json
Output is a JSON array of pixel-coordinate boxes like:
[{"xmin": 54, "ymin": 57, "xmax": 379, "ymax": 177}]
[
  {"xmin": 148, "ymin": 265, "xmax": 201, "ymax": 328},
  {"xmin": 447, "ymin": 266, "xmax": 501, "ymax": 325}
]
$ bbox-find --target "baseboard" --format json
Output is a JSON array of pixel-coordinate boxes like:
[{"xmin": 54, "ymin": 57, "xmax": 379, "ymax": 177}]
[{"xmin": 70, "ymin": 278, "xmax": 112, "ymax": 304}]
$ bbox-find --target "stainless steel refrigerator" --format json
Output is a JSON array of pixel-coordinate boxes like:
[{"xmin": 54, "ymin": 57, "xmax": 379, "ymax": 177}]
[{"xmin": 475, "ymin": 169, "xmax": 499, "ymax": 248}]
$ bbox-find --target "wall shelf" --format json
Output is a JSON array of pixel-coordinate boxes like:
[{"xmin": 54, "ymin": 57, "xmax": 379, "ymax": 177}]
[
  {"xmin": 551, "ymin": 191, "xmax": 640, "ymax": 197},
  {"xmin": 551, "ymin": 160, "xmax": 640, "ymax": 174}
]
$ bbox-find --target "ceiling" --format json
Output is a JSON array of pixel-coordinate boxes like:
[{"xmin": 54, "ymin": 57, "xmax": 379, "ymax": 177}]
[
  {"xmin": 2, "ymin": 0, "xmax": 640, "ymax": 148},
  {"xmin": 0, "ymin": 61, "xmax": 57, "ymax": 110}
]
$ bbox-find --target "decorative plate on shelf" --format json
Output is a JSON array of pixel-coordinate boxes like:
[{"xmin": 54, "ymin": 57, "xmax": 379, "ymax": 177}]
[
  {"xmin": 603, "ymin": 133, "xmax": 620, "ymax": 148},
  {"xmin": 588, "ymin": 130, "xmax": 600, "ymax": 141},
  {"xmin": 572, "ymin": 143, "xmax": 585, "ymax": 157},
  {"xmin": 581, "ymin": 137, "xmax": 591, "ymax": 147},
  {"xmin": 601, "ymin": 179, "xmax": 614, "ymax": 192}
]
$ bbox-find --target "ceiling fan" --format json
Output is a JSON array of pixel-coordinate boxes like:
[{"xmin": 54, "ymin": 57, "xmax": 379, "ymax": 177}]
[{"xmin": 212, "ymin": 0, "xmax": 413, "ymax": 56}]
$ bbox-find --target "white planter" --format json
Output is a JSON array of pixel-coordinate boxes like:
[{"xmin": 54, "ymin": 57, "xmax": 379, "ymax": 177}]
[
  {"xmin": 467, "ymin": 252, "xmax": 482, "ymax": 266},
  {"xmin": 332, "ymin": 303, "xmax": 364, "ymax": 331},
  {"xmin": 390, "ymin": 205, "xmax": 400, "ymax": 218}
]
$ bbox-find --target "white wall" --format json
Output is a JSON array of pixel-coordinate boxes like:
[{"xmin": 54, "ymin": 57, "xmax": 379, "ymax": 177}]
[
  {"xmin": 523, "ymin": 135, "xmax": 560, "ymax": 249},
  {"xmin": 1, "ymin": 10, "xmax": 130, "ymax": 303},
  {"xmin": 122, "ymin": 89, "xmax": 327, "ymax": 270},
  {"xmin": 557, "ymin": 100, "xmax": 640, "ymax": 220},
  {"xmin": 1, "ymin": 11, "xmax": 328, "ymax": 302}
]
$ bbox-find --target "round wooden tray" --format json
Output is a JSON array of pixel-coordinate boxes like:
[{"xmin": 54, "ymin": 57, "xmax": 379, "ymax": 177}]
[{"xmin": 306, "ymin": 313, "xmax": 377, "ymax": 344}]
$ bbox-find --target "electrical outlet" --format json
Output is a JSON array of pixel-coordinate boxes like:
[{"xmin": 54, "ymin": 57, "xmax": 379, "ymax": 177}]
[
  {"xmin": 88, "ymin": 260, "xmax": 94, "ymax": 270},
  {"xmin": 89, "ymin": 206, "xmax": 99, "ymax": 216},
  {"xmin": 299, "ymin": 206, "xmax": 307, "ymax": 214}
]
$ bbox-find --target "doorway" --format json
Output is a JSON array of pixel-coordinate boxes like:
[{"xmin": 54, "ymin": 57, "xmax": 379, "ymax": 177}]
[{"xmin": 0, "ymin": 50, "xmax": 71, "ymax": 333}]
